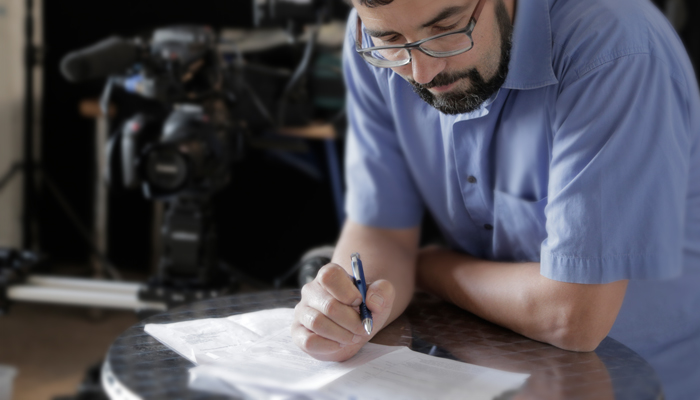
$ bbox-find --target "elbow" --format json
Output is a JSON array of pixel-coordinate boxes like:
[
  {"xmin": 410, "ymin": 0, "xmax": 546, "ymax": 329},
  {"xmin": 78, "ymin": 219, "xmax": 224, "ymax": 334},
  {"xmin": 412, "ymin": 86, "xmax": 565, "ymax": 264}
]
[
  {"xmin": 553, "ymin": 328, "xmax": 605, "ymax": 352},
  {"xmin": 548, "ymin": 311, "xmax": 609, "ymax": 352},
  {"xmin": 527, "ymin": 279, "xmax": 627, "ymax": 352}
]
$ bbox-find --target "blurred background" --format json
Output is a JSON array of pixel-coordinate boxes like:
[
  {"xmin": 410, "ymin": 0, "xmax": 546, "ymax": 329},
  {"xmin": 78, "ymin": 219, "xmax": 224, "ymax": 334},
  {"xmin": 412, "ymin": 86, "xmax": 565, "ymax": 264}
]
[{"xmin": 0, "ymin": 0, "xmax": 697, "ymax": 399}]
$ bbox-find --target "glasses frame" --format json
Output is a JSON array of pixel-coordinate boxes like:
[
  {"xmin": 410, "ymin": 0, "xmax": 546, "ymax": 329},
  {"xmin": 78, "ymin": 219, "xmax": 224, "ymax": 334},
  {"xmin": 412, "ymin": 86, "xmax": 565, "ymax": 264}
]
[{"xmin": 355, "ymin": 0, "xmax": 487, "ymax": 68}]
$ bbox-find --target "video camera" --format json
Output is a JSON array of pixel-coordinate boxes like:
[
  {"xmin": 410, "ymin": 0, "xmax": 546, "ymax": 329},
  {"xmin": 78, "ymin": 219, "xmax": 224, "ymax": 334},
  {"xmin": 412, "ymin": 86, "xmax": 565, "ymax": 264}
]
[
  {"xmin": 60, "ymin": 0, "xmax": 339, "ymax": 201},
  {"xmin": 50, "ymin": 0, "xmax": 344, "ymax": 306},
  {"xmin": 61, "ymin": 25, "xmax": 238, "ymax": 200}
]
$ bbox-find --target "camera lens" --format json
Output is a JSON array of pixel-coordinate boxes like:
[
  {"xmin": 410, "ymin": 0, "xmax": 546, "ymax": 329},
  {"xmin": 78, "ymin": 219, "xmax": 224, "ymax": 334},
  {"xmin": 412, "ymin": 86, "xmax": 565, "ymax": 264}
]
[{"xmin": 144, "ymin": 148, "xmax": 188, "ymax": 191}]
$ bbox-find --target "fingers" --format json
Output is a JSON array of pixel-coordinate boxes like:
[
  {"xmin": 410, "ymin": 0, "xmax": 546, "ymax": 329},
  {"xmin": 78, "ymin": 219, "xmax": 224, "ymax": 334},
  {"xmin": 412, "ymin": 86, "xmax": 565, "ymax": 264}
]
[
  {"xmin": 295, "ymin": 303, "xmax": 364, "ymax": 345},
  {"xmin": 296, "ymin": 269, "xmax": 368, "ymax": 344},
  {"xmin": 292, "ymin": 263, "xmax": 377, "ymax": 361},
  {"xmin": 315, "ymin": 264, "xmax": 363, "ymax": 307},
  {"xmin": 291, "ymin": 320, "xmax": 345, "ymax": 354},
  {"xmin": 291, "ymin": 262, "xmax": 400, "ymax": 363},
  {"xmin": 301, "ymin": 284, "xmax": 366, "ymax": 335},
  {"xmin": 291, "ymin": 321, "xmax": 360, "ymax": 362}
]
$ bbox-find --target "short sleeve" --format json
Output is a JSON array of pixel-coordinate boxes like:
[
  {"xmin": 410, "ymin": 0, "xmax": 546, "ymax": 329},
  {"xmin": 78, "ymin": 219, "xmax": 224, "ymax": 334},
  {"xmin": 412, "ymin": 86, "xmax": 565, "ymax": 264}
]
[
  {"xmin": 342, "ymin": 10, "xmax": 423, "ymax": 228},
  {"xmin": 540, "ymin": 53, "xmax": 691, "ymax": 284}
]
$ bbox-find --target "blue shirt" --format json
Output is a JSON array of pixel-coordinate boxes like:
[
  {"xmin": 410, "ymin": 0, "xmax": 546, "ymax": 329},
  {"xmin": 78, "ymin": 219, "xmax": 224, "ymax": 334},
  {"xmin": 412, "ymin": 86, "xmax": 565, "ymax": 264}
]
[{"xmin": 343, "ymin": 0, "xmax": 700, "ymax": 398}]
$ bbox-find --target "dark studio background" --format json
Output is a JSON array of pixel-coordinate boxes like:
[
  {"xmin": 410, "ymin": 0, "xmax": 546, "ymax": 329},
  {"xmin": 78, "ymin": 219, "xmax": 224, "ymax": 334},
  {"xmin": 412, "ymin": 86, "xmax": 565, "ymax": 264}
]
[
  {"xmin": 653, "ymin": 0, "xmax": 700, "ymax": 71},
  {"xmin": 36, "ymin": 0, "xmax": 699, "ymax": 284},
  {"xmin": 39, "ymin": 0, "xmax": 352, "ymax": 283}
]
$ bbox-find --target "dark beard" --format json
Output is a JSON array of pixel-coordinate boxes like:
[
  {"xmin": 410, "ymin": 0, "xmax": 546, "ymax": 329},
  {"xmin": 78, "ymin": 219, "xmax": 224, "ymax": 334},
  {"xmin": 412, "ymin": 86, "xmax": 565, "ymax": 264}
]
[{"xmin": 409, "ymin": 0, "xmax": 513, "ymax": 114}]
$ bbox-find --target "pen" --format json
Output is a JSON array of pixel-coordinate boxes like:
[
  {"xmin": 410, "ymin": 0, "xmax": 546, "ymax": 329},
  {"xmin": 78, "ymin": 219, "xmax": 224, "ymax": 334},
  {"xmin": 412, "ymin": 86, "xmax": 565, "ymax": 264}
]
[{"xmin": 350, "ymin": 252, "xmax": 373, "ymax": 335}]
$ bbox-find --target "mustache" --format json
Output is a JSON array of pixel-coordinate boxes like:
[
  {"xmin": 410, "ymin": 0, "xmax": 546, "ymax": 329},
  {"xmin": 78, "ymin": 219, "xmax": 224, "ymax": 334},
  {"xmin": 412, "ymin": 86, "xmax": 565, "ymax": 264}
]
[{"xmin": 411, "ymin": 69, "xmax": 475, "ymax": 90}]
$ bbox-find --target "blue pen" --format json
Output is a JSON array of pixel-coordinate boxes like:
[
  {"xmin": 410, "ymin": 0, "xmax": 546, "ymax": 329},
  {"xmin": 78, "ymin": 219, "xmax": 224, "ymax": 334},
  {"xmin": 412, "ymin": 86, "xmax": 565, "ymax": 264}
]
[{"xmin": 350, "ymin": 252, "xmax": 373, "ymax": 335}]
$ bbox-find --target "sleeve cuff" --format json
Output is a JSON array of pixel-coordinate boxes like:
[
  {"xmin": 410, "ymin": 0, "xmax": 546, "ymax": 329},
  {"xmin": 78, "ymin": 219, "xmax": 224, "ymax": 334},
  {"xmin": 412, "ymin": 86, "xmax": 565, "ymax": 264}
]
[{"xmin": 540, "ymin": 249, "xmax": 683, "ymax": 284}]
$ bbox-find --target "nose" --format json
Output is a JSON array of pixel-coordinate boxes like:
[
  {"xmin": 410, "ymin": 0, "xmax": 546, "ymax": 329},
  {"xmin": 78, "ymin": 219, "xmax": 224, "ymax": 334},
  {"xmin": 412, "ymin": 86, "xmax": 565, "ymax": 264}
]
[{"xmin": 410, "ymin": 50, "xmax": 447, "ymax": 85}]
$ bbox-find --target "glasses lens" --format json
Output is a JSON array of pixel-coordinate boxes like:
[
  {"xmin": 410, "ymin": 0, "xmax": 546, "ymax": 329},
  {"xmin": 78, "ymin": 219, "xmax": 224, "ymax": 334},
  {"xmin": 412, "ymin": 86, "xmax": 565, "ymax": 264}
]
[
  {"xmin": 420, "ymin": 33, "xmax": 473, "ymax": 56},
  {"xmin": 368, "ymin": 48, "xmax": 410, "ymax": 63}
]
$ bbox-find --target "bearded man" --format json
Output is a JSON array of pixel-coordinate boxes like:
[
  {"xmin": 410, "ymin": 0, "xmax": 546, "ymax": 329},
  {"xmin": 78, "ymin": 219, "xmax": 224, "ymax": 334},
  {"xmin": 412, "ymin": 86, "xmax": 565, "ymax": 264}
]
[{"xmin": 291, "ymin": 0, "xmax": 700, "ymax": 398}]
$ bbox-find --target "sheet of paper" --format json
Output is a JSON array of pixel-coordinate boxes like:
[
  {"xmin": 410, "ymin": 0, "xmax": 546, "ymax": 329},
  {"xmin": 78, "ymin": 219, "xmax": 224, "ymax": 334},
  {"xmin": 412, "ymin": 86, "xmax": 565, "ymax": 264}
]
[
  {"xmin": 189, "ymin": 367, "xmax": 331, "ymax": 400},
  {"xmin": 227, "ymin": 307, "xmax": 295, "ymax": 337},
  {"xmin": 316, "ymin": 347, "xmax": 529, "ymax": 400},
  {"xmin": 192, "ymin": 345, "xmax": 528, "ymax": 400},
  {"xmin": 195, "ymin": 328, "xmax": 403, "ymax": 392},
  {"xmin": 144, "ymin": 308, "xmax": 294, "ymax": 363},
  {"xmin": 146, "ymin": 307, "xmax": 530, "ymax": 399}
]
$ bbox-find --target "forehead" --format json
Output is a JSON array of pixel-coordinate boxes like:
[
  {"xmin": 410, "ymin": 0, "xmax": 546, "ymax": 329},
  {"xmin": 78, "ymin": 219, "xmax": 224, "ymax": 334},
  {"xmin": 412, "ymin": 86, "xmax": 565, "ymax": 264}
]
[{"xmin": 355, "ymin": 0, "xmax": 470, "ymax": 31}]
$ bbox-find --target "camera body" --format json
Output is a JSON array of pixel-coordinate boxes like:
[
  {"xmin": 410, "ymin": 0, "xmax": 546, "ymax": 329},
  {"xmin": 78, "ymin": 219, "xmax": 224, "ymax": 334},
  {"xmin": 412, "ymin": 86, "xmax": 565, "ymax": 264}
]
[
  {"xmin": 105, "ymin": 26, "xmax": 241, "ymax": 201},
  {"xmin": 116, "ymin": 103, "xmax": 236, "ymax": 200}
]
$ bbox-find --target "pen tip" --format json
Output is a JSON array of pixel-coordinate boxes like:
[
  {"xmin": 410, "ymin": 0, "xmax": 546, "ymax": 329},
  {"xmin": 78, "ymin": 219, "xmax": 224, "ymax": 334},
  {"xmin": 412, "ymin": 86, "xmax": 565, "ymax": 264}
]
[{"xmin": 363, "ymin": 319, "xmax": 373, "ymax": 335}]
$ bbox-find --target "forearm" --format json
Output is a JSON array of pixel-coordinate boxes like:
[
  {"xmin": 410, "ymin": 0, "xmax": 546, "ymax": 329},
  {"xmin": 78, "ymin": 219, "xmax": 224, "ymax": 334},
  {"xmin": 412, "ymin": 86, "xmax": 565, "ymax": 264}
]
[
  {"xmin": 416, "ymin": 247, "xmax": 627, "ymax": 351},
  {"xmin": 331, "ymin": 220, "xmax": 420, "ymax": 328}
]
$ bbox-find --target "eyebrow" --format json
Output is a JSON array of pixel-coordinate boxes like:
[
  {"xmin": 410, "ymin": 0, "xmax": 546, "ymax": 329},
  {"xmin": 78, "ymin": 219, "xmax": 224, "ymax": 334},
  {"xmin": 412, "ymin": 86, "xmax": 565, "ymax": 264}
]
[
  {"xmin": 420, "ymin": 5, "xmax": 470, "ymax": 29},
  {"xmin": 363, "ymin": 4, "xmax": 471, "ymax": 38}
]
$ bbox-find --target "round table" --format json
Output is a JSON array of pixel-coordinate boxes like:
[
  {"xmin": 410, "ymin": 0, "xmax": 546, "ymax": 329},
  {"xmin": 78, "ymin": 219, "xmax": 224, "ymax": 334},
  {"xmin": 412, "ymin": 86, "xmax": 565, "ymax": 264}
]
[{"xmin": 102, "ymin": 290, "xmax": 663, "ymax": 400}]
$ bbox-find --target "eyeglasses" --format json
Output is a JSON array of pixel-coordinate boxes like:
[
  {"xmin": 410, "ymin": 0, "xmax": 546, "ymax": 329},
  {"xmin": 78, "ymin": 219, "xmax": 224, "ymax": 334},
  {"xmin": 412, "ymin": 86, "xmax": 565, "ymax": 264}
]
[{"xmin": 355, "ymin": 0, "xmax": 487, "ymax": 68}]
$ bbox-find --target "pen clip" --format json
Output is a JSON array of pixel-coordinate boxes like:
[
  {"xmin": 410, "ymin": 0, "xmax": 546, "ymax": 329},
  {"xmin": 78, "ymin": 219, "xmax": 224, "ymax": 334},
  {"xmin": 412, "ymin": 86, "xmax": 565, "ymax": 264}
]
[
  {"xmin": 351, "ymin": 253, "xmax": 361, "ymax": 280},
  {"xmin": 350, "ymin": 252, "xmax": 367, "ymax": 301}
]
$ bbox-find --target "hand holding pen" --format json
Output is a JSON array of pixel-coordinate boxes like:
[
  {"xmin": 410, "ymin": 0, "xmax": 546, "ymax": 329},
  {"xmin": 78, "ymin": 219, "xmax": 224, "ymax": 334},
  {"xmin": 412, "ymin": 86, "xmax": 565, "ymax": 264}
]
[{"xmin": 291, "ymin": 251, "xmax": 395, "ymax": 362}]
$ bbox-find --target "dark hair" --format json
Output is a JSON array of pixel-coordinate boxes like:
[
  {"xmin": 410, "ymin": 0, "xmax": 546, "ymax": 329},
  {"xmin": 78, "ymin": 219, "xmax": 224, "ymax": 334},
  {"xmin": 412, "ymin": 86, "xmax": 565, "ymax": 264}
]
[{"xmin": 345, "ymin": 0, "xmax": 395, "ymax": 7}]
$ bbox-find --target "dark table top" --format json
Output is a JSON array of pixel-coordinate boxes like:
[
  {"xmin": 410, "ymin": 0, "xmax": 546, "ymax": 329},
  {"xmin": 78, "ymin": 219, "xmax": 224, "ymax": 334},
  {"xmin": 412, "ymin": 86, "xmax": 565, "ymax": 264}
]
[{"xmin": 103, "ymin": 289, "xmax": 663, "ymax": 400}]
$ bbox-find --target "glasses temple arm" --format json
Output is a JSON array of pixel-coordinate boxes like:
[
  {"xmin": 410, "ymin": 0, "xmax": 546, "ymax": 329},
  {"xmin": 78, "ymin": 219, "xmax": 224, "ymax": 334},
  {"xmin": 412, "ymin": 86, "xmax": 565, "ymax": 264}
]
[
  {"xmin": 471, "ymin": 0, "xmax": 486, "ymax": 23},
  {"xmin": 356, "ymin": 14, "xmax": 364, "ymax": 50}
]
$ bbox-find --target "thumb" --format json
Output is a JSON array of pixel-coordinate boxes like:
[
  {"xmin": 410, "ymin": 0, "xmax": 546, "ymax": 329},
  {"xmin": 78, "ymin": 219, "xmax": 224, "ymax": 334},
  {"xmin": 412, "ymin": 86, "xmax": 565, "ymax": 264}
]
[{"xmin": 363, "ymin": 279, "xmax": 395, "ymax": 332}]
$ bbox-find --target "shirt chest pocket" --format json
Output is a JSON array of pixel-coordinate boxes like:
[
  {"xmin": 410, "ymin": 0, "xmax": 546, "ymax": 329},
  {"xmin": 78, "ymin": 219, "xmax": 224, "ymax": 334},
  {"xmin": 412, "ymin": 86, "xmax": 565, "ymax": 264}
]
[{"xmin": 492, "ymin": 190, "xmax": 548, "ymax": 262}]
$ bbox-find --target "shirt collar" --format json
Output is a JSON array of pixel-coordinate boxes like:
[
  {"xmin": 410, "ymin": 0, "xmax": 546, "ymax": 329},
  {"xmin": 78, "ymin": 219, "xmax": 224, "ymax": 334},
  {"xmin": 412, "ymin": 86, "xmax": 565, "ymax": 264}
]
[{"xmin": 501, "ymin": 0, "xmax": 559, "ymax": 90}]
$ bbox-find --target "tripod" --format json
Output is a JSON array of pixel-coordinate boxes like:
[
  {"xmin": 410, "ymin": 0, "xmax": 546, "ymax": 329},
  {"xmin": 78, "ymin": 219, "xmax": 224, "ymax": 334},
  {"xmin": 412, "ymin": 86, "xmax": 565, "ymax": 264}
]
[
  {"xmin": 140, "ymin": 195, "xmax": 239, "ymax": 307},
  {"xmin": 1, "ymin": 194, "xmax": 244, "ymax": 314}
]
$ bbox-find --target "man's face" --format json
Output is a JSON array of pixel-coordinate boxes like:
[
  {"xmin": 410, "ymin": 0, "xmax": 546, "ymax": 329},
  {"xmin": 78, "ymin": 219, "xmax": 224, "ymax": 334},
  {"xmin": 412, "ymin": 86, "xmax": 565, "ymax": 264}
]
[{"xmin": 355, "ymin": 0, "xmax": 514, "ymax": 114}]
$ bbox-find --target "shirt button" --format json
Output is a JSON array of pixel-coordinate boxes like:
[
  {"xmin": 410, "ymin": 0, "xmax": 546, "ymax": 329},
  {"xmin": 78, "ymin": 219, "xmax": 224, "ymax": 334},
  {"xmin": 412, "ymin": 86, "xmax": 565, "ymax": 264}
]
[
  {"xmin": 467, "ymin": 176, "xmax": 477, "ymax": 184},
  {"xmin": 484, "ymin": 224, "xmax": 493, "ymax": 231}
]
